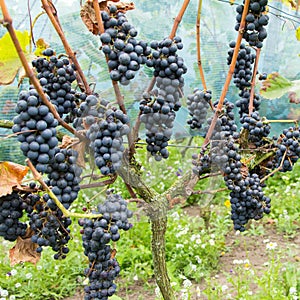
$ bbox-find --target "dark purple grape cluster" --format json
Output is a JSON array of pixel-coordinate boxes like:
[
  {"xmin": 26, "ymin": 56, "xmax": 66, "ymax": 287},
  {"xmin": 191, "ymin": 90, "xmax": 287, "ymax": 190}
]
[
  {"xmin": 12, "ymin": 88, "xmax": 59, "ymax": 173},
  {"xmin": 79, "ymin": 191, "xmax": 132, "ymax": 300},
  {"xmin": 235, "ymin": 0, "xmax": 269, "ymax": 48},
  {"xmin": 240, "ymin": 111, "xmax": 270, "ymax": 146},
  {"xmin": 100, "ymin": 5, "xmax": 151, "ymax": 85},
  {"xmin": 274, "ymin": 127, "xmax": 300, "ymax": 172},
  {"xmin": 45, "ymin": 148, "xmax": 82, "ymax": 210},
  {"xmin": 236, "ymin": 89, "xmax": 261, "ymax": 117},
  {"xmin": 29, "ymin": 192, "xmax": 72, "ymax": 259},
  {"xmin": 139, "ymin": 91, "xmax": 175, "ymax": 160},
  {"xmin": 85, "ymin": 98, "xmax": 129, "ymax": 175},
  {"xmin": 227, "ymin": 42, "xmax": 256, "ymax": 91},
  {"xmin": 192, "ymin": 152, "xmax": 211, "ymax": 176},
  {"xmin": 221, "ymin": 141, "xmax": 271, "ymax": 231},
  {"xmin": 187, "ymin": 89, "xmax": 211, "ymax": 130},
  {"xmin": 0, "ymin": 192, "xmax": 27, "ymax": 241},
  {"xmin": 148, "ymin": 36, "xmax": 187, "ymax": 80},
  {"xmin": 32, "ymin": 48, "xmax": 77, "ymax": 119}
]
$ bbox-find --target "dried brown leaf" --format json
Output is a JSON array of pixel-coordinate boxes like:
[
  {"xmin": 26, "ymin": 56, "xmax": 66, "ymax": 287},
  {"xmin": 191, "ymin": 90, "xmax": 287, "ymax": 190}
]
[
  {"xmin": 0, "ymin": 161, "xmax": 29, "ymax": 197},
  {"xmin": 61, "ymin": 135, "xmax": 87, "ymax": 168},
  {"xmin": 9, "ymin": 229, "xmax": 40, "ymax": 266}
]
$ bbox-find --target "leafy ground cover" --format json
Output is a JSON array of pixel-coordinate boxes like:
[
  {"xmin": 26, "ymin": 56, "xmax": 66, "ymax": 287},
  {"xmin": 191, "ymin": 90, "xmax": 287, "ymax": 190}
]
[{"xmin": 0, "ymin": 142, "xmax": 299, "ymax": 300}]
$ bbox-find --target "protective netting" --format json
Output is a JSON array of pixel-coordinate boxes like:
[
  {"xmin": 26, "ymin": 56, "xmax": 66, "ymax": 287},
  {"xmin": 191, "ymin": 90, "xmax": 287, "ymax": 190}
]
[{"xmin": 0, "ymin": 0, "xmax": 299, "ymax": 163}]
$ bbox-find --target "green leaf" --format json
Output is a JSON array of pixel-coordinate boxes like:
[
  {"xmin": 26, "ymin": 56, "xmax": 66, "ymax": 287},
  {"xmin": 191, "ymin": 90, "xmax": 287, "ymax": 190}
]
[
  {"xmin": 110, "ymin": 296, "xmax": 123, "ymax": 300},
  {"xmin": 296, "ymin": 26, "xmax": 300, "ymax": 41},
  {"xmin": 0, "ymin": 30, "xmax": 30, "ymax": 85},
  {"xmin": 260, "ymin": 72, "xmax": 293, "ymax": 99}
]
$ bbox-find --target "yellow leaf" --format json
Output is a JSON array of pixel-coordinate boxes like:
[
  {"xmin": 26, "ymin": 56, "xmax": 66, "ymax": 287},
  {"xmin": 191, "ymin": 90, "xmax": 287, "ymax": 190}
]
[
  {"xmin": 34, "ymin": 38, "xmax": 50, "ymax": 57},
  {"xmin": 281, "ymin": 0, "xmax": 297, "ymax": 9},
  {"xmin": 296, "ymin": 26, "xmax": 300, "ymax": 41},
  {"xmin": 0, "ymin": 30, "xmax": 31, "ymax": 85}
]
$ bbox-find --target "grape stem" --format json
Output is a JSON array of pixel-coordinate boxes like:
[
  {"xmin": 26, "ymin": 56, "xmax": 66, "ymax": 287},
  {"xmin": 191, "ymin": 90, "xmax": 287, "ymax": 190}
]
[
  {"xmin": 26, "ymin": 159, "xmax": 102, "ymax": 219},
  {"xmin": 201, "ymin": 0, "xmax": 251, "ymax": 150},
  {"xmin": 196, "ymin": 0, "xmax": 208, "ymax": 91},
  {"xmin": 249, "ymin": 48, "xmax": 261, "ymax": 115},
  {"xmin": 0, "ymin": 0, "xmax": 87, "ymax": 141},
  {"xmin": 40, "ymin": 0, "xmax": 92, "ymax": 95},
  {"xmin": 260, "ymin": 149, "xmax": 287, "ymax": 183}
]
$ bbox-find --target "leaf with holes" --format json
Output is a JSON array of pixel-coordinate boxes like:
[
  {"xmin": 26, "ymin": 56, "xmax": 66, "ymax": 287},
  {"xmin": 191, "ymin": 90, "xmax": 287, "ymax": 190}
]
[
  {"xmin": 260, "ymin": 72, "xmax": 300, "ymax": 101},
  {"xmin": 0, "ymin": 161, "xmax": 29, "ymax": 197}
]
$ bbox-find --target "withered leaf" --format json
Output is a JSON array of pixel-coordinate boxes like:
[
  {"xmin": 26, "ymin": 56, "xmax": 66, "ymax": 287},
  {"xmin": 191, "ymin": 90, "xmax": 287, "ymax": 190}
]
[
  {"xmin": 61, "ymin": 135, "xmax": 87, "ymax": 168},
  {"xmin": 9, "ymin": 229, "xmax": 40, "ymax": 266},
  {"xmin": 0, "ymin": 161, "xmax": 29, "ymax": 197},
  {"xmin": 80, "ymin": 0, "xmax": 134, "ymax": 34}
]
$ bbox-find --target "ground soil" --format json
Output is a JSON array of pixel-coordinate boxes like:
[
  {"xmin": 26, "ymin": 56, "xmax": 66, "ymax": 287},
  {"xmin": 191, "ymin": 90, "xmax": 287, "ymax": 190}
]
[{"xmin": 64, "ymin": 206, "xmax": 300, "ymax": 300}]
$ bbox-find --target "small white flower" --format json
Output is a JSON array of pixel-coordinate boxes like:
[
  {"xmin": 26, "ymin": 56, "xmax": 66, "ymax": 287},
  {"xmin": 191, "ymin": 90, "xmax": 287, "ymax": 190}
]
[
  {"xmin": 133, "ymin": 275, "xmax": 138, "ymax": 281},
  {"xmin": 195, "ymin": 238, "xmax": 201, "ymax": 245},
  {"xmin": 37, "ymin": 265, "xmax": 42, "ymax": 271},
  {"xmin": 195, "ymin": 256, "xmax": 202, "ymax": 264},
  {"xmin": 0, "ymin": 297, "xmax": 6, "ymax": 300},
  {"xmin": 233, "ymin": 259, "xmax": 243, "ymax": 265},
  {"xmin": 179, "ymin": 274, "xmax": 187, "ymax": 280},
  {"xmin": 190, "ymin": 263, "xmax": 197, "ymax": 271},
  {"xmin": 9, "ymin": 296, "xmax": 16, "ymax": 300},
  {"xmin": 266, "ymin": 242, "xmax": 277, "ymax": 250},
  {"xmin": 292, "ymin": 296, "xmax": 299, "ymax": 300},
  {"xmin": 25, "ymin": 273, "xmax": 32, "ymax": 279},
  {"xmin": 290, "ymin": 287, "xmax": 297, "ymax": 295},
  {"xmin": 176, "ymin": 244, "xmax": 184, "ymax": 249},
  {"xmin": 201, "ymin": 243, "xmax": 206, "ymax": 249},
  {"xmin": 10, "ymin": 269, "xmax": 17, "ymax": 276},
  {"xmin": 248, "ymin": 291, "xmax": 253, "ymax": 295},
  {"xmin": 15, "ymin": 283, "xmax": 21, "ymax": 288},
  {"xmin": 211, "ymin": 234, "xmax": 215, "ymax": 239},
  {"xmin": 170, "ymin": 211, "xmax": 180, "ymax": 220},
  {"xmin": 221, "ymin": 285, "xmax": 228, "ymax": 292},
  {"xmin": 263, "ymin": 239, "xmax": 270, "ymax": 244},
  {"xmin": 183, "ymin": 279, "xmax": 192, "ymax": 288},
  {"xmin": 0, "ymin": 289, "xmax": 8, "ymax": 297},
  {"xmin": 209, "ymin": 239, "xmax": 215, "ymax": 246},
  {"xmin": 171, "ymin": 282, "xmax": 177, "ymax": 287}
]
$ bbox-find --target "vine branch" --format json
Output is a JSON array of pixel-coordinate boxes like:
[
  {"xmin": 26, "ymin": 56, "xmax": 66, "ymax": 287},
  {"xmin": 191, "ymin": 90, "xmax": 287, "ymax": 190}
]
[
  {"xmin": 201, "ymin": 0, "xmax": 251, "ymax": 150},
  {"xmin": 27, "ymin": 159, "xmax": 102, "ymax": 219},
  {"xmin": 249, "ymin": 47, "xmax": 261, "ymax": 115},
  {"xmin": 196, "ymin": 0, "xmax": 207, "ymax": 91}
]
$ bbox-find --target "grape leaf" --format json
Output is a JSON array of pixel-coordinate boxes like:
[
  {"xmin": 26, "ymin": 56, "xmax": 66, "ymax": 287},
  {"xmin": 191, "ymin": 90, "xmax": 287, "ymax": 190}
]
[
  {"xmin": 9, "ymin": 228, "xmax": 41, "ymax": 266},
  {"xmin": 0, "ymin": 161, "xmax": 29, "ymax": 197},
  {"xmin": 0, "ymin": 30, "xmax": 31, "ymax": 85},
  {"xmin": 260, "ymin": 72, "xmax": 300, "ymax": 101}
]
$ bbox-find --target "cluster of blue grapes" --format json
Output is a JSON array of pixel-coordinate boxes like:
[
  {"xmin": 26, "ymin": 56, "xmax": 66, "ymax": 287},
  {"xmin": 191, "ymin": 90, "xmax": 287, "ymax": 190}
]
[
  {"xmin": 187, "ymin": 89, "xmax": 212, "ymax": 130},
  {"xmin": 12, "ymin": 87, "xmax": 59, "ymax": 173},
  {"xmin": 192, "ymin": 100, "xmax": 237, "ymax": 175},
  {"xmin": 79, "ymin": 191, "xmax": 132, "ymax": 300},
  {"xmin": 148, "ymin": 36, "xmax": 186, "ymax": 79},
  {"xmin": 0, "ymin": 192, "xmax": 27, "ymax": 241},
  {"xmin": 73, "ymin": 93, "xmax": 129, "ymax": 175},
  {"xmin": 222, "ymin": 141, "xmax": 271, "ymax": 231},
  {"xmin": 29, "ymin": 192, "xmax": 72, "ymax": 259},
  {"xmin": 227, "ymin": 42, "xmax": 256, "ymax": 91},
  {"xmin": 235, "ymin": 0, "xmax": 269, "ymax": 48},
  {"xmin": 240, "ymin": 112, "xmax": 270, "ymax": 146},
  {"xmin": 32, "ymin": 48, "xmax": 77, "ymax": 119},
  {"xmin": 139, "ymin": 37, "xmax": 187, "ymax": 160},
  {"xmin": 100, "ymin": 5, "xmax": 151, "ymax": 85},
  {"xmin": 45, "ymin": 148, "xmax": 82, "ymax": 210},
  {"xmin": 273, "ymin": 127, "xmax": 300, "ymax": 172},
  {"xmin": 139, "ymin": 91, "xmax": 174, "ymax": 160}
]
